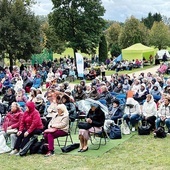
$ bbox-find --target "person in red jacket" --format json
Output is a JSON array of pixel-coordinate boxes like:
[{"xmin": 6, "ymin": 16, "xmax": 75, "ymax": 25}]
[
  {"xmin": 1, "ymin": 102, "xmax": 23, "ymax": 149},
  {"xmin": 9, "ymin": 101, "xmax": 43, "ymax": 155}
]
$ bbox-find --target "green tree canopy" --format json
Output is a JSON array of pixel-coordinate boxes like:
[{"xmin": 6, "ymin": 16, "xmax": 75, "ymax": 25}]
[
  {"xmin": 105, "ymin": 22, "xmax": 121, "ymax": 49},
  {"xmin": 149, "ymin": 21, "xmax": 170, "ymax": 50},
  {"xmin": 99, "ymin": 34, "xmax": 107, "ymax": 62},
  {"xmin": 142, "ymin": 12, "xmax": 162, "ymax": 29},
  {"xmin": 49, "ymin": 0, "xmax": 106, "ymax": 57},
  {"xmin": 118, "ymin": 16, "xmax": 149, "ymax": 49},
  {"xmin": 0, "ymin": 0, "xmax": 41, "ymax": 68},
  {"xmin": 40, "ymin": 22, "xmax": 65, "ymax": 54}
]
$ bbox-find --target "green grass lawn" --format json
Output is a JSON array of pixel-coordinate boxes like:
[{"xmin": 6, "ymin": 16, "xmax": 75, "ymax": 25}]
[
  {"xmin": 53, "ymin": 48, "xmax": 91, "ymax": 59},
  {"xmin": 1, "ymin": 133, "xmax": 170, "ymax": 170}
]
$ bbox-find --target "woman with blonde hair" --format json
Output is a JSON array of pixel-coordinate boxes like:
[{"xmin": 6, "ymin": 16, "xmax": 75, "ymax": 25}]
[{"xmin": 43, "ymin": 104, "xmax": 69, "ymax": 157}]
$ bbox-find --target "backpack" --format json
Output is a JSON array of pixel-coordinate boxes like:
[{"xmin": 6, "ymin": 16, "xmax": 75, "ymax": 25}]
[
  {"xmin": 19, "ymin": 136, "xmax": 38, "ymax": 156},
  {"xmin": 108, "ymin": 124, "xmax": 122, "ymax": 139},
  {"xmin": 30, "ymin": 138, "xmax": 48, "ymax": 155},
  {"xmin": 154, "ymin": 126, "xmax": 167, "ymax": 138}
]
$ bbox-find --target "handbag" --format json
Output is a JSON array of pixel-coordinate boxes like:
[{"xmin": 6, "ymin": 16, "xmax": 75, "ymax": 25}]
[
  {"xmin": 6, "ymin": 129, "xmax": 18, "ymax": 135},
  {"xmin": 61, "ymin": 143, "xmax": 80, "ymax": 153},
  {"xmin": 108, "ymin": 124, "xmax": 122, "ymax": 139},
  {"xmin": 78, "ymin": 122, "xmax": 92, "ymax": 130},
  {"xmin": 138, "ymin": 122, "xmax": 150, "ymax": 135},
  {"xmin": 121, "ymin": 120, "xmax": 131, "ymax": 135}
]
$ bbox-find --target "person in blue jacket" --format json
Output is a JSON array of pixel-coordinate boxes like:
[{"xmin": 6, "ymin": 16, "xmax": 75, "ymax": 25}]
[
  {"xmin": 108, "ymin": 99, "xmax": 123, "ymax": 124},
  {"xmin": 32, "ymin": 73, "xmax": 42, "ymax": 89}
]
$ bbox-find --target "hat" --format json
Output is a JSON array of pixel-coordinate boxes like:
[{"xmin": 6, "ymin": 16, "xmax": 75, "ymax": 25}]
[
  {"xmin": 65, "ymin": 89, "xmax": 71, "ymax": 94},
  {"xmin": 36, "ymin": 94, "xmax": 43, "ymax": 101},
  {"xmin": 90, "ymin": 103, "xmax": 99, "ymax": 108},
  {"xmin": 113, "ymin": 99, "xmax": 120, "ymax": 106}
]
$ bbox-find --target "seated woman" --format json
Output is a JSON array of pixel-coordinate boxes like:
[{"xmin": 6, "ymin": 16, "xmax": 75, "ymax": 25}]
[
  {"xmin": 61, "ymin": 94, "xmax": 77, "ymax": 122},
  {"xmin": 1, "ymin": 102, "xmax": 23, "ymax": 149},
  {"xmin": 133, "ymin": 83, "xmax": 148, "ymax": 104},
  {"xmin": 16, "ymin": 88, "xmax": 28, "ymax": 110},
  {"xmin": 78, "ymin": 103, "xmax": 105, "ymax": 152},
  {"xmin": 107, "ymin": 99, "xmax": 123, "ymax": 124},
  {"xmin": 2, "ymin": 88, "xmax": 16, "ymax": 110},
  {"xmin": 43, "ymin": 104, "xmax": 69, "ymax": 157},
  {"xmin": 123, "ymin": 98, "xmax": 141, "ymax": 132},
  {"xmin": 155, "ymin": 96, "xmax": 170, "ymax": 132},
  {"xmin": 142, "ymin": 94, "xmax": 157, "ymax": 130},
  {"xmin": 35, "ymin": 94, "xmax": 46, "ymax": 117},
  {"xmin": 9, "ymin": 101, "xmax": 43, "ymax": 155}
]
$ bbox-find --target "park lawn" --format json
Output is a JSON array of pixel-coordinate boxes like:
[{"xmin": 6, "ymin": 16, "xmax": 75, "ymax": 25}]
[
  {"xmin": 0, "ymin": 133, "xmax": 170, "ymax": 170},
  {"xmin": 53, "ymin": 48, "xmax": 91, "ymax": 60}
]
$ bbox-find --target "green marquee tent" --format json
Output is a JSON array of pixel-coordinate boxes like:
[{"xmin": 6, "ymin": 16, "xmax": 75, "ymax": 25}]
[{"xmin": 122, "ymin": 43, "xmax": 155, "ymax": 61}]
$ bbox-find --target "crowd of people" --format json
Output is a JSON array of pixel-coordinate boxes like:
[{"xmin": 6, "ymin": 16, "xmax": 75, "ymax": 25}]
[{"xmin": 0, "ymin": 56, "xmax": 170, "ymax": 157}]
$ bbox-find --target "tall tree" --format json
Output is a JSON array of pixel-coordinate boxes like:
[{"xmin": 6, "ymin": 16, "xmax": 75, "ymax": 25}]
[
  {"xmin": 105, "ymin": 22, "xmax": 121, "ymax": 49},
  {"xmin": 40, "ymin": 22, "xmax": 65, "ymax": 54},
  {"xmin": 142, "ymin": 12, "xmax": 162, "ymax": 29},
  {"xmin": 0, "ymin": 0, "xmax": 41, "ymax": 69},
  {"xmin": 49, "ymin": 0, "xmax": 105, "ymax": 59},
  {"xmin": 99, "ymin": 34, "xmax": 107, "ymax": 62},
  {"xmin": 118, "ymin": 16, "xmax": 149, "ymax": 49},
  {"xmin": 149, "ymin": 21, "xmax": 170, "ymax": 50}
]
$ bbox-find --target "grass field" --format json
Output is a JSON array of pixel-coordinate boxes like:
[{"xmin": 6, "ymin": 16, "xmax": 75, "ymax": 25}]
[{"xmin": 0, "ymin": 133, "xmax": 170, "ymax": 170}]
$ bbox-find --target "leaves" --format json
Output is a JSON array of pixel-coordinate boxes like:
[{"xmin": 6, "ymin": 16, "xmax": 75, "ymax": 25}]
[
  {"xmin": 149, "ymin": 21, "xmax": 170, "ymax": 50},
  {"xmin": 50, "ymin": 0, "xmax": 105, "ymax": 56},
  {"xmin": 0, "ymin": 0, "xmax": 41, "ymax": 65}
]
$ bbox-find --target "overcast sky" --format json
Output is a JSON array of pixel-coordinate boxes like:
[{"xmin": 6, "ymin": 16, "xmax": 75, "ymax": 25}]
[{"xmin": 32, "ymin": 0, "xmax": 170, "ymax": 22}]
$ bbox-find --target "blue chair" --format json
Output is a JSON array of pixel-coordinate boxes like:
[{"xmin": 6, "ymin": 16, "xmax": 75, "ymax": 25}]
[{"xmin": 98, "ymin": 99, "xmax": 107, "ymax": 106}]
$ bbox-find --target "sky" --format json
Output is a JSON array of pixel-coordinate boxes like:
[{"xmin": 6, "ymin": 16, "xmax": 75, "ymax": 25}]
[{"xmin": 32, "ymin": 0, "xmax": 170, "ymax": 22}]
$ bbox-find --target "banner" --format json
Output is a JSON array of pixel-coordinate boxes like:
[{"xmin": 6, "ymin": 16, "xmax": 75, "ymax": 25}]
[{"xmin": 76, "ymin": 53, "xmax": 84, "ymax": 78}]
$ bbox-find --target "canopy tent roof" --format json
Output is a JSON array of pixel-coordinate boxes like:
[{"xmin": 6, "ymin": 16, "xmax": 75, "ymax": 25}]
[{"xmin": 122, "ymin": 43, "xmax": 155, "ymax": 60}]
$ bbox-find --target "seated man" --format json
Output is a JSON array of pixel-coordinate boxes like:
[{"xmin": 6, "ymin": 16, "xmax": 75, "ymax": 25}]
[
  {"xmin": 155, "ymin": 97, "xmax": 170, "ymax": 132},
  {"xmin": 123, "ymin": 98, "xmax": 141, "ymax": 132},
  {"xmin": 87, "ymin": 68, "xmax": 96, "ymax": 80}
]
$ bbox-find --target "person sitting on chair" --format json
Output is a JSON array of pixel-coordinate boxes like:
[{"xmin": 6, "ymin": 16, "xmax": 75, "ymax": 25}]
[
  {"xmin": 142, "ymin": 94, "xmax": 157, "ymax": 130},
  {"xmin": 43, "ymin": 104, "xmax": 69, "ymax": 157},
  {"xmin": 78, "ymin": 103, "xmax": 105, "ymax": 152},
  {"xmin": 9, "ymin": 101, "xmax": 43, "ymax": 155},
  {"xmin": 155, "ymin": 97, "xmax": 170, "ymax": 132},
  {"xmin": 108, "ymin": 99, "xmax": 123, "ymax": 123},
  {"xmin": 123, "ymin": 98, "xmax": 141, "ymax": 132},
  {"xmin": 1, "ymin": 102, "xmax": 23, "ymax": 149}
]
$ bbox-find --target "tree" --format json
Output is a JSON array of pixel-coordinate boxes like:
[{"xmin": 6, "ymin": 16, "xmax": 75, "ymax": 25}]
[
  {"xmin": 0, "ymin": 0, "xmax": 41, "ymax": 69},
  {"xmin": 105, "ymin": 22, "xmax": 121, "ymax": 49},
  {"xmin": 99, "ymin": 35, "xmax": 107, "ymax": 62},
  {"xmin": 142, "ymin": 12, "xmax": 162, "ymax": 29},
  {"xmin": 118, "ymin": 16, "xmax": 149, "ymax": 49},
  {"xmin": 49, "ymin": 0, "xmax": 105, "ymax": 59},
  {"xmin": 110, "ymin": 44, "xmax": 121, "ymax": 58},
  {"xmin": 40, "ymin": 22, "xmax": 65, "ymax": 54},
  {"xmin": 149, "ymin": 21, "xmax": 170, "ymax": 50}
]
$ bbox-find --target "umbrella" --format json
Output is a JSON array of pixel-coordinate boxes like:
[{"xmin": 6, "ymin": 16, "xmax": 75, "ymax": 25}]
[{"xmin": 76, "ymin": 98, "xmax": 109, "ymax": 116}]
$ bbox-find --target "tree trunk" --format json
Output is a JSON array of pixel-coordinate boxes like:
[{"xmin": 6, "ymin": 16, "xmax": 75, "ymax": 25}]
[
  {"xmin": 73, "ymin": 48, "xmax": 78, "ymax": 76},
  {"xmin": 9, "ymin": 56, "xmax": 13, "ymax": 73}
]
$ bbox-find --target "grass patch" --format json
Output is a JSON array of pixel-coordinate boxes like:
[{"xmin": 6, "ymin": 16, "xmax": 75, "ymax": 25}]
[
  {"xmin": 106, "ymin": 65, "xmax": 155, "ymax": 76},
  {"xmin": 1, "ymin": 133, "xmax": 170, "ymax": 170},
  {"xmin": 53, "ymin": 48, "xmax": 91, "ymax": 59}
]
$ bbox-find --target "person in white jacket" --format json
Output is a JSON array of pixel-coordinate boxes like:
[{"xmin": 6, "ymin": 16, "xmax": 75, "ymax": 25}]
[
  {"xmin": 123, "ymin": 98, "xmax": 141, "ymax": 131},
  {"xmin": 155, "ymin": 97, "xmax": 170, "ymax": 132},
  {"xmin": 142, "ymin": 94, "xmax": 157, "ymax": 130}
]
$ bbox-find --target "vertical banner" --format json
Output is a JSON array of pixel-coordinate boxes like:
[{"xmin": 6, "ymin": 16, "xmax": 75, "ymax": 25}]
[{"xmin": 76, "ymin": 53, "xmax": 84, "ymax": 78}]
